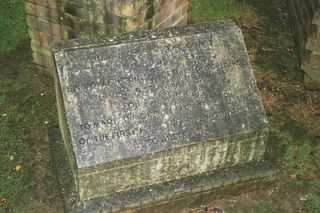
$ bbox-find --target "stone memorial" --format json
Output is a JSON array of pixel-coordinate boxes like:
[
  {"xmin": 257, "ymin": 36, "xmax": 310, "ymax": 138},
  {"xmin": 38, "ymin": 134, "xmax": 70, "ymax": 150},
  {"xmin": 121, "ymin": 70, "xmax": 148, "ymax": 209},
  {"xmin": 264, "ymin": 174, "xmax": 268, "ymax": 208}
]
[{"xmin": 50, "ymin": 20, "xmax": 276, "ymax": 212}]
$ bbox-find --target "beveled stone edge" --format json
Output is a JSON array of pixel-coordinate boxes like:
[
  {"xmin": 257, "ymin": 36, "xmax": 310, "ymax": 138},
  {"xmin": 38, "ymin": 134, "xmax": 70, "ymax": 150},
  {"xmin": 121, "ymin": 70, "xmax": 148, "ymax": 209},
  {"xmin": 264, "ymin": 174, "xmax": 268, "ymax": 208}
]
[
  {"xmin": 53, "ymin": 57, "xmax": 80, "ymax": 192},
  {"xmin": 52, "ymin": 20, "xmax": 237, "ymax": 52},
  {"xmin": 77, "ymin": 129, "xmax": 268, "ymax": 175},
  {"xmin": 77, "ymin": 133, "xmax": 267, "ymax": 200},
  {"xmin": 48, "ymin": 125, "xmax": 277, "ymax": 213}
]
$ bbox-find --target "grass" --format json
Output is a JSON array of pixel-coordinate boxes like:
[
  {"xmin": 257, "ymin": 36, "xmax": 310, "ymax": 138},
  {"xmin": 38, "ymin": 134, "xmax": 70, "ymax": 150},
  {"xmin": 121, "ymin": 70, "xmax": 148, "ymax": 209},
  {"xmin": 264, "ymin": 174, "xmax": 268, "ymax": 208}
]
[
  {"xmin": 307, "ymin": 192, "xmax": 320, "ymax": 212},
  {"xmin": 0, "ymin": 0, "xmax": 27, "ymax": 54},
  {"xmin": 188, "ymin": 0, "xmax": 237, "ymax": 22},
  {"xmin": 0, "ymin": 77, "xmax": 35, "ymax": 211},
  {"xmin": 0, "ymin": 44, "xmax": 59, "ymax": 211},
  {"xmin": 284, "ymin": 139, "xmax": 320, "ymax": 181}
]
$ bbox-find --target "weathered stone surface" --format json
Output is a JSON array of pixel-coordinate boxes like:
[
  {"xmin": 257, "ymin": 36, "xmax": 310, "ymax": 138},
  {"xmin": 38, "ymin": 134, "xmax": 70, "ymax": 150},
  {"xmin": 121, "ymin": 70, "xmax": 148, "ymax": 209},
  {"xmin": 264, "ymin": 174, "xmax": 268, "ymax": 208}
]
[
  {"xmin": 53, "ymin": 20, "xmax": 269, "ymax": 201},
  {"xmin": 48, "ymin": 125, "xmax": 276, "ymax": 213}
]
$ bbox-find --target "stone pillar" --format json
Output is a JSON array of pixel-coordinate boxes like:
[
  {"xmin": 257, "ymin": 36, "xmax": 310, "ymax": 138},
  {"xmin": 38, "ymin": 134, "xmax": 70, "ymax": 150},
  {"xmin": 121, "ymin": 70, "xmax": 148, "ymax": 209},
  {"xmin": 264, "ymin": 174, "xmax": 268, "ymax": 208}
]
[
  {"xmin": 304, "ymin": 9, "xmax": 320, "ymax": 88},
  {"xmin": 287, "ymin": 0, "xmax": 320, "ymax": 88},
  {"xmin": 25, "ymin": 0, "xmax": 189, "ymax": 75},
  {"xmin": 25, "ymin": 0, "xmax": 61, "ymax": 75}
]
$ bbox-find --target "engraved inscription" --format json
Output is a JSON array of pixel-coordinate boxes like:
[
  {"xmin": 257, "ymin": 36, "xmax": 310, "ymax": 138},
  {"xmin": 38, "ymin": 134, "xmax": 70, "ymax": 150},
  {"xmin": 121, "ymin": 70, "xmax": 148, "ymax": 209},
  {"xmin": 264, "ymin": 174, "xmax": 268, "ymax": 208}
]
[{"xmin": 54, "ymin": 25, "xmax": 267, "ymax": 168}]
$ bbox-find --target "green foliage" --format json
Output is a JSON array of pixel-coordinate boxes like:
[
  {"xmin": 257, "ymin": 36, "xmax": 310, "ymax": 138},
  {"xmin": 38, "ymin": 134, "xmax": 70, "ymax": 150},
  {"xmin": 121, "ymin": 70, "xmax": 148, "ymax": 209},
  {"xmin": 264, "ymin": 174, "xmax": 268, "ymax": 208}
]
[
  {"xmin": 284, "ymin": 139, "xmax": 320, "ymax": 180},
  {"xmin": 0, "ymin": 0, "xmax": 27, "ymax": 54},
  {"xmin": 189, "ymin": 0, "xmax": 237, "ymax": 22},
  {"xmin": 0, "ymin": 77, "xmax": 35, "ymax": 211},
  {"xmin": 307, "ymin": 192, "xmax": 320, "ymax": 212},
  {"xmin": 31, "ymin": 100, "xmax": 41, "ymax": 115}
]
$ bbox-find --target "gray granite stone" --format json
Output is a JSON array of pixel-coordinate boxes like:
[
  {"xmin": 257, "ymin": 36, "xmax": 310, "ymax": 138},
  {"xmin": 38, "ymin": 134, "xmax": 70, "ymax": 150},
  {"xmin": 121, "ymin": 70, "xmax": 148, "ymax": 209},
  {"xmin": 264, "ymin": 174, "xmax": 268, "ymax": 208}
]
[
  {"xmin": 48, "ymin": 125, "xmax": 277, "ymax": 213},
  {"xmin": 52, "ymin": 20, "xmax": 270, "ymax": 202}
]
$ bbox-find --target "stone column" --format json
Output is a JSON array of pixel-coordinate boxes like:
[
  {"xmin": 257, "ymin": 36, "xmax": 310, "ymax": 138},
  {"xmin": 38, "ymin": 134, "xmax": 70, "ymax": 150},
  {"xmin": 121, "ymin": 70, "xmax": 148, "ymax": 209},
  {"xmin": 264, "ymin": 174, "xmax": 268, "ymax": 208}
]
[
  {"xmin": 287, "ymin": 0, "xmax": 320, "ymax": 88},
  {"xmin": 304, "ymin": 9, "xmax": 320, "ymax": 88},
  {"xmin": 25, "ymin": 0, "xmax": 61, "ymax": 75}
]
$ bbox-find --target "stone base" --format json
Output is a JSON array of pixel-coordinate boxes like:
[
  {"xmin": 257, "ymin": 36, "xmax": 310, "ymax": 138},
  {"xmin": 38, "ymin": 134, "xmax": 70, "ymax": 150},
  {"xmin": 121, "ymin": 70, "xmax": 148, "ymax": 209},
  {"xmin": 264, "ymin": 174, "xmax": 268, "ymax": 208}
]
[{"xmin": 48, "ymin": 125, "xmax": 277, "ymax": 213}]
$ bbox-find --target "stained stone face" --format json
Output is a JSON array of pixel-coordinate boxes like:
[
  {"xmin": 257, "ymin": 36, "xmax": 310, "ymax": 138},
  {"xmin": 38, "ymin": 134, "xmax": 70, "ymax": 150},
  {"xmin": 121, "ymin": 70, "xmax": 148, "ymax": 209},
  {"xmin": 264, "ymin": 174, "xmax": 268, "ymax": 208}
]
[{"xmin": 53, "ymin": 20, "xmax": 269, "ymax": 201}]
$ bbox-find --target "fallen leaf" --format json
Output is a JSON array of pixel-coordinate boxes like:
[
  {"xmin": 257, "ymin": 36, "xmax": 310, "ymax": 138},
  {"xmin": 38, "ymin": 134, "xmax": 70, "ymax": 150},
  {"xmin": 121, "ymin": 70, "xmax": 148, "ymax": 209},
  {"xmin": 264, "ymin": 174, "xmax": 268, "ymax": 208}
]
[
  {"xmin": 0, "ymin": 197, "xmax": 7, "ymax": 204},
  {"xmin": 267, "ymin": 189, "xmax": 274, "ymax": 195},
  {"xmin": 300, "ymin": 197, "xmax": 307, "ymax": 201},
  {"xmin": 212, "ymin": 207, "xmax": 225, "ymax": 213},
  {"xmin": 15, "ymin": 164, "xmax": 21, "ymax": 172},
  {"xmin": 289, "ymin": 173, "xmax": 297, "ymax": 179}
]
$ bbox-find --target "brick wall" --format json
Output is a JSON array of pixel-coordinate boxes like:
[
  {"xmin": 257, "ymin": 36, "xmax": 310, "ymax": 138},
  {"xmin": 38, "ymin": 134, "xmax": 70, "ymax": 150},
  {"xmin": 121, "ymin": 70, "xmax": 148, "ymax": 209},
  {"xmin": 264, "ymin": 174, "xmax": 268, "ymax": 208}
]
[
  {"xmin": 25, "ymin": 0, "xmax": 60, "ymax": 74},
  {"xmin": 25, "ymin": 0, "xmax": 189, "ymax": 75},
  {"xmin": 287, "ymin": 0, "xmax": 320, "ymax": 87}
]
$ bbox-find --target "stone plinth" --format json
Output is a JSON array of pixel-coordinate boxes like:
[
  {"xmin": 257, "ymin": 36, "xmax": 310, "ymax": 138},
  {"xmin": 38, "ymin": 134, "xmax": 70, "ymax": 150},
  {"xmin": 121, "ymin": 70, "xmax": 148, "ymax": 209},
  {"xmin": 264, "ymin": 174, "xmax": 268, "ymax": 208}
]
[{"xmin": 51, "ymin": 21, "xmax": 275, "ymax": 212}]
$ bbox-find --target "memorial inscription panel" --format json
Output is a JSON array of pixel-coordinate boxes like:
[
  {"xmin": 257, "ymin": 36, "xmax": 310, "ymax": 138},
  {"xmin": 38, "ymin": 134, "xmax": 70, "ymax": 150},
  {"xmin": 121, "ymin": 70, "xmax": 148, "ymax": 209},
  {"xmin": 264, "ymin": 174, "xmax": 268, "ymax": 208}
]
[{"xmin": 53, "ymin": 22, "xmax": 268, "ymax": 170}]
